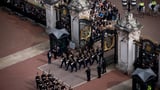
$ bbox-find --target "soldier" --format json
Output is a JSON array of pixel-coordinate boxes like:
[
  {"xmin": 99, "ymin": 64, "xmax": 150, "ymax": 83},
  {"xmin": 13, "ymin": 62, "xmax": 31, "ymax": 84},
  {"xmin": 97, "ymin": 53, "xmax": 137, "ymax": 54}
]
[
  {"xmin": 60, "ymin": 54, "xmax": 67, "ymax": 68},
  {"xmin": 85, "ymin": 67, "xmax": 91, "ymax": 81},
  {"xmin": 71, "ymin": 56, "xmax": 77, "ymax": 72},
  {"xmin": 41, "ymin": 71, "xmax": 47, "ymax": 81},
  {"xmin": 102, "ymin": 59, "xmax": 107, "ymax": 74},
  {"xmin": 85, "ymin": 52, "xmax": 92, "ymax": 67},
  {"xmin": 38, "ymin": 80, "xmax": 43, "ymax": 90},
  {"xmin": 97, "ymin": 47, "xmax": 103, "ymax": 63},
  {"xmin": 97, "ymin": 64, "xmax": 102, "ymax": 78},
  {"xmin": 65, "ymin": 59, "xmax": 71, "ymax": 71},
  {"xmin": 60, "ymin": 82, "xmax": 66, "ymax": 90},
  {"xmin": 91, "ymin": 49, "xmax": 98, "ymax": 65},
  {"xmin": 35, "ymin": 72, "xmax": 40, "ymax": 89},
  {"xmin": 78, "ymin": 54, "xmax": 86, "ymax": 70},
  {"xmin": 47, "ymin": 50, "xmax": 52, "ymax": 64},
  {"xmin": 65, "ymin": 54, "xmax": 73, "ymax": 71},
  {"xmin": 54, "ymin": 80, "xmax": 59, "ymax": 90}
]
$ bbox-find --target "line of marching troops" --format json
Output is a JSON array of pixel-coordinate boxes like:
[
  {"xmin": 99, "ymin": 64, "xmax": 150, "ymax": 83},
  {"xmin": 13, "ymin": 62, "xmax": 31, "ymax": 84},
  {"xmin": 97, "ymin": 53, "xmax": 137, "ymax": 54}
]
[
  {"xmin": 59, "ymin": 47, "xmax": 104, "ymax": 72},
  {"xmin": 35, "ymin": 72, "xmax": 73, "ymax": 90}
]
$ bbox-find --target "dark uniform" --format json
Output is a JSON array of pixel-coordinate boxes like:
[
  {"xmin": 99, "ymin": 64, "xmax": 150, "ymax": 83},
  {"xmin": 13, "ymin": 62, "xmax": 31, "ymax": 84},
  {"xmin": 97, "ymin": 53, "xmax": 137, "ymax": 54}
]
[
  {"xmin": 97, "ymin": 64, "xmax": 101, "ymax": 78},
  {"xmin": 85, "ymin": 53, "xmax": 92, "ymax": 67},
  {"xmin": 102, "ymin": 59, "xmax": 107, "ymax": 74},
  {"xmin": 60, "ymin": 55, "xmax": 67, "ymax": 68},
  {"xmin": 78, "ymin": 54, "xmax": 86, "ymax": 69},
  {"xmin": 35, "ymin": 73, "xmax": 40, "ymax": 89},
  {"xmin": 60, "ymin": 82, "xmax": 66, "ymax": 90},
  {"xmin": 47, "ymin": 50, "xmax": 52, "ymax": 64},
  {"xmin": 91, "ymin": 50, "xmax": 98, "ymax": 65},
  {"xmin": 85, "ymin": 67, "xmax": 91, "ymax": 81},
  {"xmin": 97, "ymin": 48, "xmax": 103, "ymax": 63},
  {"xmin": 41, "ymin": 72, "xmax": 47, "ymax": 81},
  {"xmin": 71, "ymin": 57, "xmax": 77, "ymax": 72},
  {"xmin": 65, "ymin": 59, "xmax": 72, "ymax": 71}
]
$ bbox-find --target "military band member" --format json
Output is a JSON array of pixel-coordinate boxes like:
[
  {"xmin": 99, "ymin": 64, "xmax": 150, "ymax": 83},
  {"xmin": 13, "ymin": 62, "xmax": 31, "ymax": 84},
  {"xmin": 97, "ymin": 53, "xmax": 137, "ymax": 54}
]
[
  {"xmin": 71, "ymin": 56, "xmax": 77, "ymax": 72},
  {"xmin": 60, "ymin": 54, "xmax": 67, "ymax": 68},
  {"xmin": 85, "ymin": 53, "xmax": 92, "ymax": 67},
  {"xmin": 78, "ymin": 54, "xmax": 86, "ymax": 70},
  {"xmin": 54, "ymin": 80, "xmax": 59, "ymax": 90},
  {"xmin": 38, "ymin": 80, "xmax": 43, "ymax": 90},
  {"xmin": 35, "ymin": 72, "xmax": 40, "ymax": 89},
  {"xmin": 97, "ymin": 47, "xmax": 103, "ymax": 63},
  {"xmin": 65, "ymin": 54, "xmax": 73, "ymax": 71},
  {"xmin": 61, "ymin": 82, "xmax": 66, "ymax": 90},
  {"xmin": 41, "ymin": 71, "xmax": 47, "ymax": 81},
  {"xmin": 91, "ymin": 49, "xmax": 98, "ymax": 65},
  {"xmin": 65, "ymin": 59, "xmax": 71, "ymax": 71}
]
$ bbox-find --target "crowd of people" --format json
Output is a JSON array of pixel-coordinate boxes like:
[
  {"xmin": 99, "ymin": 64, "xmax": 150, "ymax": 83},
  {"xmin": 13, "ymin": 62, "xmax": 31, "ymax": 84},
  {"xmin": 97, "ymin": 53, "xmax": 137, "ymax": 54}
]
[
  {"xmin": 1, "ymin": 0, "xmax": 46, "ymax": 25},
  {"xmin": 90, "ymin": 0, "xmax": 119, "ymax": 41},
  {"xmin": 35, "ymin": 72, "xmax": 73, "ymax": 90}
]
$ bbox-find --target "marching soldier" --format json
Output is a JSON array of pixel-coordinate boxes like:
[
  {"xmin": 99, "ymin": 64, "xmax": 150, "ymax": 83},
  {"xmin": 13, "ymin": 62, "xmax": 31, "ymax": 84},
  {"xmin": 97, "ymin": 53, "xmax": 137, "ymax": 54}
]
[
  {"xmin": 97, "ymin": 47, "xmax": 103, "ymax": 63},
  {"xmin": 65, "ymin": 59, "xmax": 71, "ymax": 71},
  {"xmin": 60, "ymin": 54, "xmax": 67, "ymax": 68},
  {"xmin": 65, "ymin": 54, "xmax": 73, "ymax": 71},
  {"xmin": 78, "ymin": 54, "xmax": 86, "ymax": 70},
  {"xmin": 85, "ymin": 52, "xmax": 92, "ymax": 67},
  {"xmin": 35, "ymin": 72, "xmax": 40, "ymax": 89},
  {"xmin": 54, "ymin": 80, "xmax": 59, "ymax": 90},
  {"xmin": 60, "ymin": 82, "xmax": 66, "ymax": 90},
  {"xmin": 41, "ymin": 71, "xmax": 47, "ymax": 81},
  {"xmin": 71, "ymin": 56, "xmax": 77, "ymax": 72},
  {"xmin": 38, "ymin": 80, "xmax": 43, "ymax": 90},
  {"xmin": 91, "ymin": 49, "xmax": 98, "ymax": 65}
]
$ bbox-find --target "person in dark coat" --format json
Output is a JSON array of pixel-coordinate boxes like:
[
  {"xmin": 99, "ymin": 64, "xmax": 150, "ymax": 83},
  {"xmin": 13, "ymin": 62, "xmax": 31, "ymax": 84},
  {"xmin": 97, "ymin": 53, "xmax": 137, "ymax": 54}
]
[
  {"xmin": 47, "ymin": 50, "xmax": 52, "ymax": 64},
  {"xmin": 97, "ymin": 64, "xmax": 101, "ymax": 78},
  {"xmin": 60, "ymin": 54, "xmax": 67, "ymax": 68},
  {"xmin": 35, "ymin": 72, "xmax": 40, "ymax": 89},
  {"xmin": 102, "ymin": 59, "xmax": 107, "ymax": 74},
  {"xmin": 41, "ymin": 71, "xmax": 46, "ymax": 81},
  {"xmin": 85, "ymin": 67, "xmax": 91, "ymax": 81},
  {"xmin": 71, "ymin": 57, "xmax": 77, "ymax": 72}
]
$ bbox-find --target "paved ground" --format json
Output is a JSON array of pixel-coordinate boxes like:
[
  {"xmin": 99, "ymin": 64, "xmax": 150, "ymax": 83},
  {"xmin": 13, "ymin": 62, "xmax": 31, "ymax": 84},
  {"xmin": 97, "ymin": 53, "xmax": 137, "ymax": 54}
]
[
  {"xmin": 0, "ymin": 8, "xmax": 48, "ymax": 58},
  {"xmin": 38, "ymin": 60, "xmax": 116, "ymax": 88}
]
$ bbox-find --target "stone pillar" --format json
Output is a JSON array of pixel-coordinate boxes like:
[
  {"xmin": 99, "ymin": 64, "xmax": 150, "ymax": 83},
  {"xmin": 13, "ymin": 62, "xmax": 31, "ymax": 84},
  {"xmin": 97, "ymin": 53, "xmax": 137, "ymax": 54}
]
[
  {"xmin": 115, "ymin": 13, "xmax": 143, "ymax": 74},
  {"xmin": 117, "ymin": 30, "xmax": 141, "ymax": 74},
  {"xmin": 45, "ymin": 4, "xmax": 56, "ymax": 29},
  {"xmin": 70, "ymin": 13, "xmax": 80, "ymax": 47}
]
